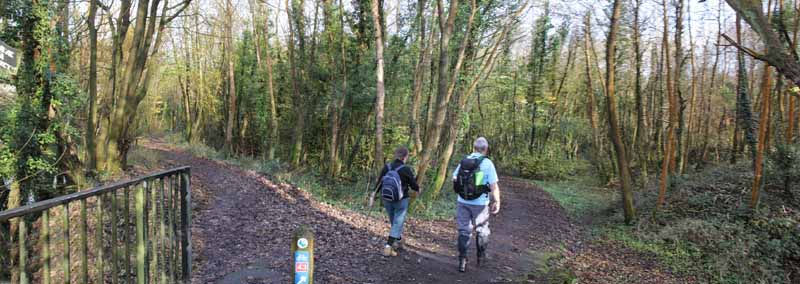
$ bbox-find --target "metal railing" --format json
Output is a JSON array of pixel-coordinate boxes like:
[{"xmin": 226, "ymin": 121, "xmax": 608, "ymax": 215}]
[{"xmin": 0, "ymin": 167, "xmax": 192, "ymax": 284}]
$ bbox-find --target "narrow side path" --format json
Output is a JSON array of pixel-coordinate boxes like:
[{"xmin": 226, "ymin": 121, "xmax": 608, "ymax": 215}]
[{"xmin": 139, "ymin": 140, "xmax": 580, "ymax": 283}]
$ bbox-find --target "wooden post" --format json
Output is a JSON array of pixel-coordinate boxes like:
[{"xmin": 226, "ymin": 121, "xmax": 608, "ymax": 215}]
[
  {"xmin": 180, "ymin": 171, "xmax": 192, "ymax": 283},
  {"xmin": 166, "ymin": 177, "xmax": 176, "ymax": 283},
  {"xmin": 136, "ymin": 184, "xmax": 146, "ymax": 284},
  {"xmin": 42, "ymin": 210, "xmax": 50, "ymax": 284},
  {"xmin": 292, "ymin": 226, "xmax": 314, "ymax": 284},
  {"xmin": 19, "ymin": 218, "xmax": 27, "ymax": 284},
  {"xmin": 80, "ymin": 199, "xmax": 88, "ymax": 283},
  {"xmin": 170, "ymin": 177, "xmax": 179, "ymax": 282},
  {"xmin": 158, "ymin": 178, "xmax": 167, "ymax": 282},
  {"xmin": 149, "ymin": 180, "xmax": 157, "ymax": 284},
  {"xmin": 124, "ymin": 187, "xmax": 131, "ymax": 284},
  {"xmin": 63, "ymin": 204, "xmax": 71, "ymax": 284},
  {"xmin": 111, "ymin": 191, "xmax": 118, "ymax": 284},
  {"xmin": 95, "ymin": 196, "xmax": 104, "ymax": 283}
]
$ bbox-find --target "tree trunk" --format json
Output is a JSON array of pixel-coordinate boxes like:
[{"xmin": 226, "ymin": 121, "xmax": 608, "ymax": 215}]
[
  {"xmin": 287, "ymin": 0, "xmax": 307, "ymax": 166},
  {"xmin": 224, "ymin": 0, "xmax": 237, "ymax": 154},
  {"xmin": 681, "ymin": 0, "xmax": 698, "ymax": 174},
  {"xmin": 264, "ymin": 2, "xmax": 279, "ymax": 160},
  {"xmin": 429, "ymin": 2, "xmax": 523, "ymax": 198},
  {"xmin": 750, "ymin": 1, "xmax": 777, "ymax": 209},
  {"xmin": 584, "ymin": 13, "xmax": 603, "ymax": 176},
  {"xmin": 415, "ymin": 0, "xmax": 461, "ymax": 186},
  {"xmin": 371, "ymin": 0, "xmax": 386, "ymax": 169},
  {"xmin": 410, "ymin": 0, "xmax": 430, "ymax": 155},
  {"xmin": 752, "ymin": 65, "xmax": 773, "ymax": 209},
  {"xmin": 657, "ymin": 0, "xmax": 678, "ymax": 211},
  {"xmin": 736, "ymin": 16, "xmax": 758, "ymax": 162},
  {"xmin": 788, "ymin": 0, "xmax": 799, "ymax": 144},
  {"xmin": 673, "ymin": 0, "xmax": 684, "ymax": 174},
  {"xmin": 86, "ymin": 0, "xmax": 99, "ymax": 171},
  {"xmin": 703, "ymin": 31, "xmax": 722, "ymax": 161},
  {"xmin": 632, "ymin": 0, "xmax": 647, "ymax": 183},
  {"xmin": 606, "ymin": 0, "xmax": 636, "ymax": 224},
  {"xmin": 95, "ymin": 0, "xmax": 190, "ymax": 171},
  {"xmin": 725, "ymin": 0, "xmax": 800, "ymax": 87}
]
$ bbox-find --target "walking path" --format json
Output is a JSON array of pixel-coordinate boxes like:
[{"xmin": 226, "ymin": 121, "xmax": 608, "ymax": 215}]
[{"xmin": 139, "ymin": 140, "xmax": 682, "ymax": 283}]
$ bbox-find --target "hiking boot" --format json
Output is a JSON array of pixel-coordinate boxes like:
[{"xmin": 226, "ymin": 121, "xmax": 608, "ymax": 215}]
[
  {"xmin": 383, "ymin": 244, "xmax": 398, "ymax": 257},
  {"xmin": 458, "ymin": 257, "xmax": 468, "ymax": 273},
  {"xmin": 391, "ymin": 239, "xmax": 404, "ymax": 253},
  {"xmin": 476, "ymin": 250, "xmax": 486, "ymax": 268},
  {"xmin": 476, "ymin": 244, "xmax": 488, "ymax": 268}
]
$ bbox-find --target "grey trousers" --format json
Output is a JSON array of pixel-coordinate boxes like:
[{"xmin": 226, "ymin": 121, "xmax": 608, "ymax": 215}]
[{"xmin": 456, "ymin": 202, "xmax": 491, "ymax": 258}]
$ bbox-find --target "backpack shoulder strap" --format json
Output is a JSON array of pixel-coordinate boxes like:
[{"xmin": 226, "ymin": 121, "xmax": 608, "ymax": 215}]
[
  {"xmin": 475, "ymin": 155, "xmax": 486, "ymax": 167},
  {"xmin": 395, "ymin": 164, "xmax": 406, "ymax": 171}
]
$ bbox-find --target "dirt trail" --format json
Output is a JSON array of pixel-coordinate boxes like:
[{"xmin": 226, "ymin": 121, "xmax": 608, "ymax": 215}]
[{"xmin": 140, "ymin": 140, "xmax": 581, "ymax": 283}]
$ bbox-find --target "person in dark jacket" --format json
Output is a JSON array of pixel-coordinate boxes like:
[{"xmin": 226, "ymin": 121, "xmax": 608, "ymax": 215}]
[{"xmin": 376, "ymin": 146, "xmax": 420, "ymax": 256}]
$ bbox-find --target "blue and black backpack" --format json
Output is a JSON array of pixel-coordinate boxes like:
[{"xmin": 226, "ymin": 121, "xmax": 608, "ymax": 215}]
[
  {"xmin": 380, "ymin": 164, "xmax": 406, "ymax": 202},
  {"xmin": 453, "ymin": 156, "xmax": 490, "ymax": 200}
]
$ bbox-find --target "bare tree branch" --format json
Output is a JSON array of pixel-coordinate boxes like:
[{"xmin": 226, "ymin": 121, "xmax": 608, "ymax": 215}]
[{"xmin": 720, "ymin": 33, "xmax": 767, "ymax": 62}]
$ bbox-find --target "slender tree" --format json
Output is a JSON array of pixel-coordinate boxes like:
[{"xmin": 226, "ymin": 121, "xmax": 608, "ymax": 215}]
[
  {"xmin": 224, "ymin": 0, "xmax": 237, "ymax": 154},
  {"xmin": 632, "ymin": 0, "xmax": 647, "ymax": 183},
  {"xmin": 415, "ymin": 0, "xmax": 461, "ymax": 186},
  {"xmin": 605, "ymin": 0, "xmax": 636, "ymax": 224},
  {"xmin": 86, "ymin": 0, "xmax": 98, "ymax": 171},
  {"xmin": 371, "ymin": 0, "xmax": 386, "ymax": 168},
  {"xmin": 410, "ymin": 0, "xmax": 431, "ymax": 155}
]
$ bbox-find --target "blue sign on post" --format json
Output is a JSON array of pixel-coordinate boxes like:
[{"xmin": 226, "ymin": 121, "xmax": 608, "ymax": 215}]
[
  {"xmin": 292, "ymin": 227, "xmax": 313, "ymax": 284},
  {"xmin": 294, "ymin": 251, "xmax": 310, "ymax": 284}
]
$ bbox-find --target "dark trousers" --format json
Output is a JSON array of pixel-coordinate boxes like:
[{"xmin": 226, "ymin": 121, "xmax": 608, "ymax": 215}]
[{"xmin": 456, "ymin": 202, "xmax": 490, "ymax": 258}]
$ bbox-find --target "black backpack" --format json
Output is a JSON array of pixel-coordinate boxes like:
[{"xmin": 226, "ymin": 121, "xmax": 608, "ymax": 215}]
[
  {"xmin": 381, "ymin": 164, "xmax": 406, "ymax": 202},
  {"xmin": 453, "ymin": 156, "xmax": 490, "ymax": 200}
]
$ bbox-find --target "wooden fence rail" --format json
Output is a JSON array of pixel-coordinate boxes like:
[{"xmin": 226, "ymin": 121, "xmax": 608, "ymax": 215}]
[{"xmin": 0, "ymin": 167, "xmax": 192, "ymax": 284}]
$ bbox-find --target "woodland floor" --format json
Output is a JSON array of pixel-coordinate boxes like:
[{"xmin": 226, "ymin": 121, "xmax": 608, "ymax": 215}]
[{"xmin": 133, "ymin": 139, "xmax": 690, "ymax": 284}]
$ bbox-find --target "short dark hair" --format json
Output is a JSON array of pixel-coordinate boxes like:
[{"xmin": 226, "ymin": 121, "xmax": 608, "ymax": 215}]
[{"xmin": 394, "ymin": 146, "xmax": 409, "ymax": 160}]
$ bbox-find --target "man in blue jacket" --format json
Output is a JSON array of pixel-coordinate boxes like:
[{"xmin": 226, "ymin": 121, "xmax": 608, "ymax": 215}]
[{"xmin": 452, "ymin": 137, "xmax": 501, "ymax": 272}]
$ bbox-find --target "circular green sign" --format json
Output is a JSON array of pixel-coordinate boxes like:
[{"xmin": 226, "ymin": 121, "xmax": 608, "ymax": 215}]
[{"xmin": 297, "ymin": 238, "xmax": 309, "ymax": 249}]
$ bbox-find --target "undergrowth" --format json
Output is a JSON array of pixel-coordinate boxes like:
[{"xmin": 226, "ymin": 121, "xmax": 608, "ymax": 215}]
[
  {"xmin": 535, "ymin": 161, "xmax": 799, "ymax": 284},
  {"xmin": 599, "ymin": 163, "xmax": 800, "ymax": 284}
]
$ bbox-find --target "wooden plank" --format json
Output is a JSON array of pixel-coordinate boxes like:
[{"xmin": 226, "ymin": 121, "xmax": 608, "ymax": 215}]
[
  {"xmin": 151, "ymin": 179, "xmax": 158, "ymax": 283},
  {"xmin": 124, "ymin": 187, "xmax": 131, "ymax": 284},
  {"xmin": 170, "ymin": 176, "xmax": 179, "ymax": 282},
  {"xmin": 180, "ymin": 171, "xmax": 192, "ymax": 282},
  {"xmin": 42, "ymin": 210, "xmax": 51, "ymax": 284},
  {"xmin": 80, "ymin": 199, "xmax": 88, "ymax": 283},
  {"xmin": 95, "ymin": 196, "xmax": 104, "ymax": 283},
  {"xmin": 145, "ymin": 181, "xmax": 152, "ymax": 283},
  {"xmin": 167, "ymin": 176, "xmax": 176, "ymax": 283},
  {"xmin": 111, "ymin": 191, "xmax": 118, "ymax": 284},
  {"xmin": 63, "ymin": 204, "xmax": 71, "ymax": 284},
  {"xmin": 158, "ymin": 178, "xmax": 167, "ymax": 283},
  {"xmin": 0, "ymin": 167, "xmax": 190, "ymax": 222},
  {"xmin": 136, "ymin": 184, "xmax": 147, "ymax": 284},
  {"xmin": 19, "ymin": 218, "xmax": 28, "ymax": 284}
]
